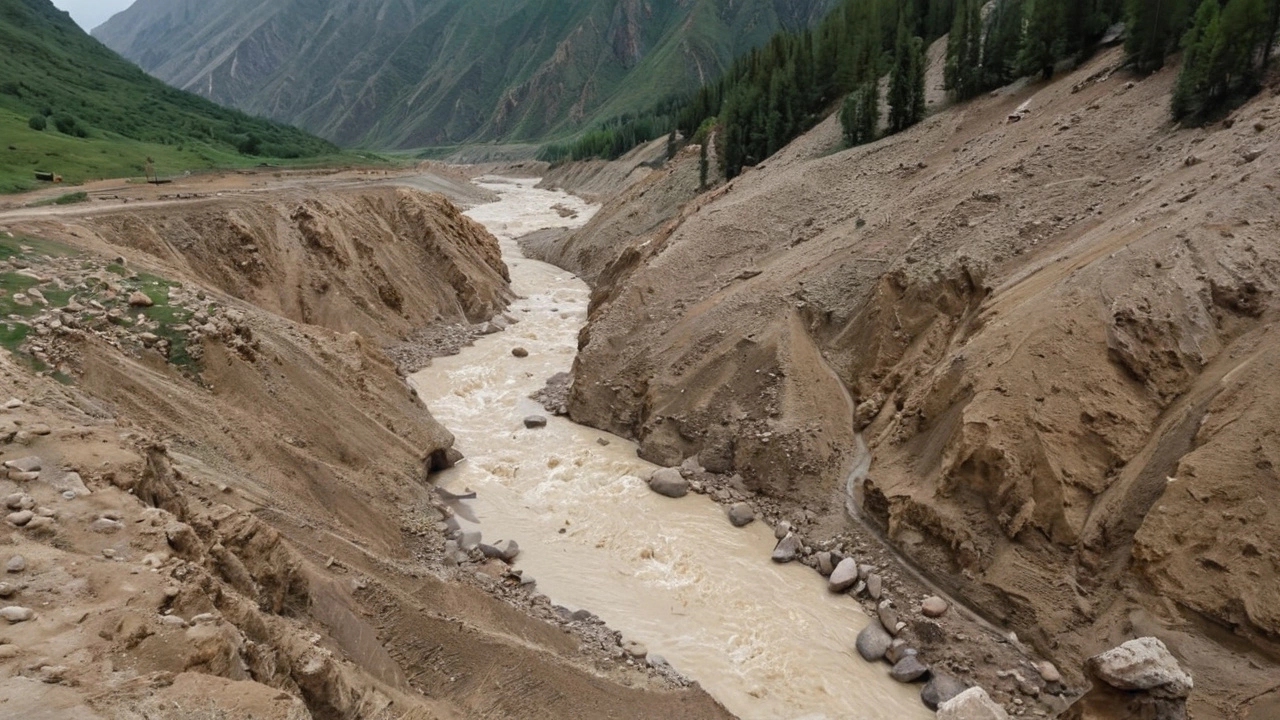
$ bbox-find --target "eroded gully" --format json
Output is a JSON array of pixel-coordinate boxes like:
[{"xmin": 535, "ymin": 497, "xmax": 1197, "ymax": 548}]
[{"xmin": 408, "ymin": 177, "xmax": 930, "ymax": 720}]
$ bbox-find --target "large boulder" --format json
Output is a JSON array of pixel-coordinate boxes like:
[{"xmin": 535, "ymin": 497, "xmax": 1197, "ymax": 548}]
[
  {"xmin": 828, "ymin": 558, "xmax": 859, "ymax": 592},
  {"xmin": 647, "ymin": 468, "xmax": 689, "ymax": 498},
  {"xmin": 1062, "ymin": 637, "xmax": 1193, "ymax": 720},
  {"xmin": 855, "ymin": 622, "xmax": 893, "ymax": 662},
  {"xmin": 771, "ymin": 533, "xmax": 801, "ymax": 563},
  {"xmin": 936, "ymin": 687, "xmax": 1010, "ymax": 720},
  {"xmin": 727, "ymin": 503, "xmax": 755, "ymax": 527},
  {"xmin": 890, "ymin": 655, "xmax": 930, "ymax": 683},
  {"xmin": 922, "ymin": 673, "xmax": 971, "ymax": 710}
]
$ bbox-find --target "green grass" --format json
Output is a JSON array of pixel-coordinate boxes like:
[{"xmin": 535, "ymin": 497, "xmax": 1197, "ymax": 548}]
[
  {"xmin": 26, "ymin": 190, "xmax": 87, "ymax": 207},
  {"xmin": 0, "ymin": 0, "xmax": 374, "ymax": 194}
]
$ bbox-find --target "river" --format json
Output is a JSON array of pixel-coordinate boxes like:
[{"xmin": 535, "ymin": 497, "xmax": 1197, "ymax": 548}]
[{"xmin": 408, "ymin": 177, "xmax": 930, "ymax": 720}]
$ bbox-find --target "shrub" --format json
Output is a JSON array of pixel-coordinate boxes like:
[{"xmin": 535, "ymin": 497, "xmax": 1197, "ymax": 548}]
[{"xmin": 27, "ymin": 115, "xmax": 45, "ymax": 131}]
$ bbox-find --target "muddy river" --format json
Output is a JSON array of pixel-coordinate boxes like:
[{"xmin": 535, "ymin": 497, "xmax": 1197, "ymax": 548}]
[{"xmin": 409, "ymin": 177, "xmax": 929, "ymax": 720}]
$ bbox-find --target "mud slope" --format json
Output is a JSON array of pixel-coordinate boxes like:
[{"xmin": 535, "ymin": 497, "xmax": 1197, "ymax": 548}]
[
  {"xmin": 19, "ymin": 187, "xmax": 511, "ymax": 344},
  {"xmin": 562, "ymin": 48, "xmax": 1280, "ymax": 717},
  {"xmin": 0, "ymin": 186, "xmax": 730, "ymax": 719}
]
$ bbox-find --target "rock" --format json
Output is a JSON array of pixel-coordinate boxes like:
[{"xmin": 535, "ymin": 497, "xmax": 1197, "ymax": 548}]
[
  {"xmin": 856, "ymin": 622, "xmax": 894, "ymax": 662},
  {"xmin": 7, "ymin": 470, "xmax": 38, "ymax": 482},
  {"xmin": 128, "ymin": 291, "xmax": 154, "ymax": 307},
  {"xmin": 867, "ymin": 573, "xmax": 883, "ymax": 600},
  {"xmin": 727, "ymin": 502, "xmax": 755, "ymax": 527},
  {"xmin": 922, "ymin": 673, "xmax": 970, "ymax": 710},
  {"xmin": 47, "ymin": 471, "xmax": 90, "ymax": 497},
  {"xmin": 522, "ymin": 415, "xmax": 548, "ymax": 429},
  {"xmin": 1087, "ymin": 637, "xmax": 1193, "ymax": 699},
  {"xmin": 3, "ymin": 494, "xmax": 30, "ymax": 510},
  {"xmin": 891, "ymin": 655, "xmax": 930, "ymax": 683},
  {"xmin": 828, "ymin": 558, "xmax": 860, "ymax": 592},
  {"xmin": 886, "ymin": 639, "xmax": 915, "ymax": 665},
  {"xmin": 1034, "ymin": 661, "xmax": 1061, "ymax": 684},
  {"xmin": 922, "ymin": 596, "xmax": 949, "ymax": 618},
  {"xmin": 1241, "ymin": 146, "xmax": 1267, "ymax": 163},
  {"xmin": 859, "ymin": 564, "xmax": 875, "ymax": 580},
  {"xmin": 0, "ymin": 644, "xmax": 18, "ymax": 659},
  {"xmin": 647, "ymin": 468, "xmax": 689, "ymax": 498},
  {"xmin": 3, "ymin": 399, "xmax": 21, "ymax": 409},
  {"xmin": 6, "ymin": 511, "xmax": 33, "ymax": 527},
  {"xmin": 771, "ymin": 533, "xmax": 801, "ymax": 563},
  {"xmin": 815, "ymin": 551, "xmax": 834, "ymax": 576},
  {"xmin": 459, "ymin": 530, "xmax": 483, "ymax": 551},
  {"xmin": 6, "ymin": 556, "xmax": 26, "ymax": 573},
  {"xmin": 511, "ymin": 347, "xmax": 529, "ymax": 358},
  {"xmin": 0, "ymin": 583, "xmax": 14, "ymax": 598},
  {"xmin": 0, "ymin": 606, "xmax": 34, "ymax": 623},
  {"xmin": 596, "ymin": 438, "xmax": 610, "ymax": 446},
  {"xmin": 773, "ymin": 521, "xmax": 792, "ymax": 540},
  {"xmin": 878, "ymin": 601, "xmax": 901, "ymax": 636},
  {"xmin": 647, "ymin": 654, "xmax": 668, "ymax": 668},
  {"xmin": 622, "ymin": 640, "xmax": 648, "ymax": 659},
  {"xmin": 3, "ymin": 456, "xmax": 42, "ymax": 473},
  {"xmin": 479, "ymin": 539, "xmax": 520, "ymax": 563},
  {"xmin": 936, "ymin": 687, "xmax": 1010, "ymax": 720},
  {"xmin": 90, "ymin": 518, "xmax": 124, "ymax": 534}
]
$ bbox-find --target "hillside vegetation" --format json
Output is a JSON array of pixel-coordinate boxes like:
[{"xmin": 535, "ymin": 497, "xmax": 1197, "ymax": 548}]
[
  {"xmin": 93, "ymin": 0, "xmax": 836, "ymax": 151},
  {"xmin": 550, "ymin": 0, "xmax": 1280, "ymax": 178},
  {"xmin": 0, "ymin": 0, "xmax": 340, "ymax": 193}
]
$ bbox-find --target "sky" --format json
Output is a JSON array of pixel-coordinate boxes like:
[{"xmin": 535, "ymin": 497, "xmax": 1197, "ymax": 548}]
[{"xmin": 50, "ymin": 0, "xmax": 135, "ymax": 32}]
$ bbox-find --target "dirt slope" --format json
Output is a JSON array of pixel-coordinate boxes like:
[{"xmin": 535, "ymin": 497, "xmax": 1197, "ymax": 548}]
[
  {"xmin": 0, "ymin": 184, "xmax": 731, "ymax": 719},
  {"xmin": 556, "ymin": 48, "xmax": 1280, "ymax": 717},
  {"xmin": 17, "ymin": 187, "xmax": 511, "ymax": 345}
]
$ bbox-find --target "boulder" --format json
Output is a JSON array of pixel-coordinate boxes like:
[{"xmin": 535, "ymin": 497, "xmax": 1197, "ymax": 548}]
[
  {"xmin": 459, "ymin": 531, "xmax": 483, "ymax": 551},
  {"xmin": 6, "ymin": 556, "xmax": 26, "ymax": 573},
  {"xmin": 1087, "ymin": 637, "xmax": 1193, "ymax": 699},
  {"xmin": 936, "ymin": 687, "xmax": 1010, "ymax": 720},
  {"xmin": 0, "ymin": 583, "xmax": 14, "ymax": 598},
  {"xmin": 647, "ymin": 468, "xmax": 689, "ymax": 498},
  {"xmin": 1035, "ymin": 660, "xmax": 1062, "ymax": 684},
  {"xmin": 856, "ymin": 622, "xmax": 894, "ymax": 662},
  {"xmin": 523, "ymin": 415, "xmax": 548, "ymax": 429},
  {"xmin": 90, "ymin": 518, "xmax": 124, "ymax": 534},
  {"xmin": 5, "ymin": 511, "xmax": 33, "ymax": 527},
  {"xmin": 511, "ymin": 347, "xmax": 529, "ymax": 358},
  {"xmin": 816, "ymin": 551, "xmax": 834, "ymax": 576},
  {"xmin": 622, "ymin": 640, "xmax": 648, "ymax": 659},
  {"xmin": 922, "ymin": 596, "xmax": 949, "ymax": 618},
  {"xmin": 890, "ymin": 655, "xmax": 930, "ymax": 683},
  {"xmin": 886, "ymin": 640, "xmax": 916, "ymax": 665},
  {"xmin": 773, "ymin": 521, "xmax": 792, "ymax": 540},
  {"xmin": 127, "ymin": 291, "xmax": 154, "ymax": 307},
  {"xmin": 828, "ymin": 558, "xmax": 860, "ymax": 592},
  {"xmin": 878, "ymin": 601, "xmax": 901, "ymax": 636},
  {"xmin": 0, "ymin": 606, "xmax": 34, "ymax": 623},
  {"xmin": 771, "ymin": 533, "xmax": 801, "ymax": 563},
  {"xmin": 480, "ymin": 539, "xmax": 520, "ymax": 563},
  {"xmin": 867, "ymin": 573, "xmax": 883, "ymax": 600},
  {"xmin": 727, "ymin": 503, "xmax": 755, "ymax": 527},
  {"xmin": 922, "ymin": 673, "xmax": 970, "ymax": 710},
  {"xmin": 3, "ymin": 456, "xmax": 41, "ymax": 473}
]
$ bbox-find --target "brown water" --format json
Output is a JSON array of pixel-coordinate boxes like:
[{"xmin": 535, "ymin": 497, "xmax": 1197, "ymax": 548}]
[{"xmin": 409, "ymin": 177, "xmax": 930, "ymax": 720}]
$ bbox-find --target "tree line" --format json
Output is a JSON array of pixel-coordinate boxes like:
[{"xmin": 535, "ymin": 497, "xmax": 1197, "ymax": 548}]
[{"xmin": 542, "ymin": 0, "xmax": 1280, "ymax": 176}]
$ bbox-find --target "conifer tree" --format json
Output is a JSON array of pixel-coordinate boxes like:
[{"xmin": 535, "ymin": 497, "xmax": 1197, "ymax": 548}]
[
  {"xmin": 1125, "ymin": 0, "xmax": 1191, "ymax": 72},
  {"xmin": 889, "ymin": 18, "xmax": 928, "ymax": 133},
  {"xmin": 1019, "ymin": 0, "xmax": 1064, "ymax": 79},
  {"xmin": 983, "ymin": 0, "xmax": 1026, "ymax": 87}
]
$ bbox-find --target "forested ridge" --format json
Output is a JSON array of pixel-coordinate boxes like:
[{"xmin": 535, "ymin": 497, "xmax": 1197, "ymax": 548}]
[{"xmin": 543, "ymin": 0, "xmax": 1280, "ymax": 178}]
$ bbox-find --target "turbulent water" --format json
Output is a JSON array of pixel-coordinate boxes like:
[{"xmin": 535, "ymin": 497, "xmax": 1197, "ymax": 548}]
[{"xmin": 409, "ymin": 177, "xmax": 930, "ymax": 720}]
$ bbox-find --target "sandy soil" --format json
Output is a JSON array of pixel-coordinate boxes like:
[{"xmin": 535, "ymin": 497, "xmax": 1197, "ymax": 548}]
[
  {"xmin": 0, "ymin": 171, "xmax": 731, "ymax": 718},
  {"xmin": 542, "ymin": 47, "xmax": 1280, "ymax": 718}
]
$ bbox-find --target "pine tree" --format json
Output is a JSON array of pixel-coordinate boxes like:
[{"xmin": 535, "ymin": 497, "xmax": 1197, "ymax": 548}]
[
  {"xmin": 841, "ymin": 81, "xmax": 879, "ymax": 146},
  {"xmin": 889, "ymin": 18, "xmax": 928, "ymax": 133},
  {"xmin": 1172, "ymin": 0, "xmax": 1219, "ymax": 119},
  {"xmin": 1125, "ymin": 0, "xmax": 1191, "ymax": 73},
  {"xmin": 1019, "ymin": 0, "xmax": 1064, "ymax": 79},
  {"xmin": 945, "ymin": 0, "xmax": 984, "ymax": 99},
  {"xmin": 983, "ymin": 0, "xmax": 1025, "ymax": 87}
]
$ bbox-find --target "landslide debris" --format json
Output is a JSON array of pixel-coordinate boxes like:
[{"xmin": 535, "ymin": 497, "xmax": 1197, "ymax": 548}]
[
  {"xmin": 550, "ymin": 47, "xmax": 1280, "ymax": 717},
  {"xmin": 0, "ymin": 182, "xmax": 732, "ymax": 719}
]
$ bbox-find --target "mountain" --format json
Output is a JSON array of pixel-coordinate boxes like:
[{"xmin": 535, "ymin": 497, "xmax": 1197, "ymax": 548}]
[
  {"xmin": 93, "ymin": 0, "xmax": 837, "ymax": 150},
  {"xmin": 0, "ymin": 0, "xmax": 338, "ymax": 192}
]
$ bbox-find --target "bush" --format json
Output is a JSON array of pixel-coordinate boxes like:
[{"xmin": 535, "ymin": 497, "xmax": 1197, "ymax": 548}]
[
  {"xmin": 27, "ymin": 115, "xmax": 45, "ymax": 131},
  {"xmin": 52, "ymin": 113, "xmax": 87, "ymax": 137}
]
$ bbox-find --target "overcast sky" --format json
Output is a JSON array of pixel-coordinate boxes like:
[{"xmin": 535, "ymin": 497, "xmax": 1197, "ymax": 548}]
[{"xmin": 51, "ymin": 0, "xmax": 135, "ymax": 32}]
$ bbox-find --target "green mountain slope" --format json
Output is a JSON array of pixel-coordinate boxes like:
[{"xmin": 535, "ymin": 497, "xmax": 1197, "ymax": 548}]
[
  {"xmin": 93, "ymin": 0, "xmax": 837, "ymax": 150},
  {"xmin": 0, "ymin": 0, "xmax": 339, "ymax": 193}
]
